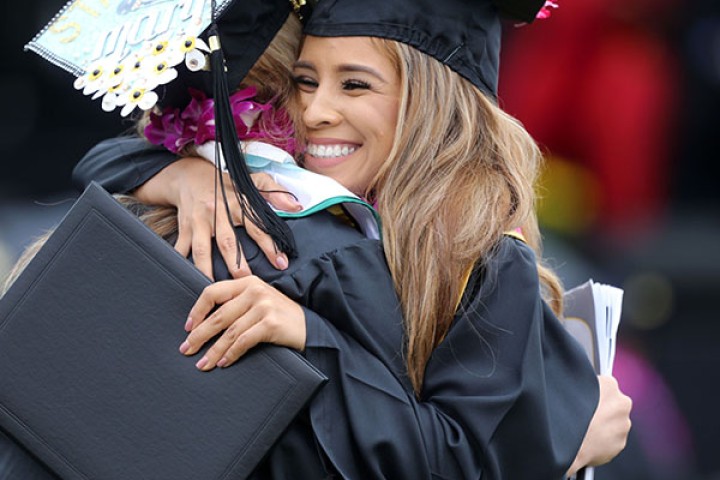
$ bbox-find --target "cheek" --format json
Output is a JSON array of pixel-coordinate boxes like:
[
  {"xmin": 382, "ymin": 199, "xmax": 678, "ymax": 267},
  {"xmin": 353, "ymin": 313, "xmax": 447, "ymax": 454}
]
[
  {"xmin": 380, "ymin": 98, "xmax": 399, "ymax": 135},
  {"xmin": 359, "ymin": 144, "xmax": 388, "ymax": 189},
  {"xmin": 374, "ymin": 106, "xmax": 399, "ymax": 157}
]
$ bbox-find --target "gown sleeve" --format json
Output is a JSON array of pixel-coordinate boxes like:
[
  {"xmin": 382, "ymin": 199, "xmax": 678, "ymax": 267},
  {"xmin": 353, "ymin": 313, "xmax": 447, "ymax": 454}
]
[
  {"xmin": 71, "ymin": 136, "xmax": 177, "ymax": 193},
  {"xmin": 274, "ymin": 237, "xmax": 599, "ymax": 480}
]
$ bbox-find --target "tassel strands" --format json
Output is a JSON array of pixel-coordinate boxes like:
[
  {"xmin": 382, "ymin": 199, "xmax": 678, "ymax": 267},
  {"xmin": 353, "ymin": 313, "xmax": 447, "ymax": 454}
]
[{"xmin": 205, "ymin": 2, "xmax": 296, "ymax": 262}]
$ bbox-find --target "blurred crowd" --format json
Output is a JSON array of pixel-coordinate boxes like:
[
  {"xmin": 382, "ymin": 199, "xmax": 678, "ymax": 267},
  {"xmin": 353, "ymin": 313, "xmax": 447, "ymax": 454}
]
[
  {"xmin": 500, "ymin": 0, "xmax": 720, "ymax": 478},
  {"xmin": 2, "ymin": 0, "xmax": 720, "ymax": 478}
]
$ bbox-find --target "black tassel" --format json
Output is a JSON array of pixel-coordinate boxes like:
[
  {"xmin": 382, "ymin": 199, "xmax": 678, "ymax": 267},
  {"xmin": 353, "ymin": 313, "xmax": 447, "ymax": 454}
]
[{"xmin": 206, "ymin": 24, "xmax": 297, "ymax": 260}]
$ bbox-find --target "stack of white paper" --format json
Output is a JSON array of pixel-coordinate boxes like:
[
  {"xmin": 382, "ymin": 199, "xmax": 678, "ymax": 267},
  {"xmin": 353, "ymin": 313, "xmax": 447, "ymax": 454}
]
[{"xmin": 562, "ymin": 279, "xmax": 624, "ymax": 480}]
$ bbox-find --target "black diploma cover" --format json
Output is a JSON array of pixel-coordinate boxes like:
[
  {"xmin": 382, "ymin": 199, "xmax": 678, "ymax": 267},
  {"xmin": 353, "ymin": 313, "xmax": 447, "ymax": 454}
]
[{"xmin": 0, "ymin": 183, "xmax": 326, "ymax": 480}]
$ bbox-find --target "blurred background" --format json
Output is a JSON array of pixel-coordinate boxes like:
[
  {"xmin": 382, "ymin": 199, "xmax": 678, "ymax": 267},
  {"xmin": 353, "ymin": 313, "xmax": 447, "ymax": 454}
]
[{"xmin": 1, "ymin": 1, "xmax": 718, "ymax": 479}]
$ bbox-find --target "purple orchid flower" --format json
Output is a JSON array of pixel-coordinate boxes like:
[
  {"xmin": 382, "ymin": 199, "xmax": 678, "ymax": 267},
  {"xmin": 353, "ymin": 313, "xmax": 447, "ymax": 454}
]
[{"xmin": 144, "ymin": 86, "xmax": 295, "ymax": 155}]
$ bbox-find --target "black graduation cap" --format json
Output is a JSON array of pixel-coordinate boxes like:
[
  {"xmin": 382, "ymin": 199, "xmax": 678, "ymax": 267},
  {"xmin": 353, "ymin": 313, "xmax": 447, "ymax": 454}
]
[
  {"xmin": 304, "ymin": 0, "xmax": 548, "ymax": 96},
  {"xmin": 26, "ymin": 0, "xmax": 302, "ymax": 259},
  {"xmin": 158, "ymin": 0, "xmax": 295, "ymax": 109}
]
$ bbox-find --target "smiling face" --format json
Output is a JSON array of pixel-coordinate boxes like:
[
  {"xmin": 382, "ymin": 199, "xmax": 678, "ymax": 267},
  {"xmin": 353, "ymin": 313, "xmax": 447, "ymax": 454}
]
[{"xmin": 293, "ymin": 36, "xmax": 401, "ymax": 196}]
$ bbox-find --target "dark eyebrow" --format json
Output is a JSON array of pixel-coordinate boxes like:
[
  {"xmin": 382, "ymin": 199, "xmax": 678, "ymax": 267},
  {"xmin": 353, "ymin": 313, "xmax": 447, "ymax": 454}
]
[
  {"xmin": 293, "ymin": 61, "xmax": 387, "ymax": 83},
  {"xmin": 337, "ymin": 64, "xmax": 387, "ymax": 82}
]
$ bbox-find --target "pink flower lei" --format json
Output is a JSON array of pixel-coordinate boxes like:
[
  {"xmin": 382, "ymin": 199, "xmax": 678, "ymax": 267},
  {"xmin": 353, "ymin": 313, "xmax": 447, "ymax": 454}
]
[{"xmin": 144, "ymin": 86, "xmax": 297, "ymax": 155}]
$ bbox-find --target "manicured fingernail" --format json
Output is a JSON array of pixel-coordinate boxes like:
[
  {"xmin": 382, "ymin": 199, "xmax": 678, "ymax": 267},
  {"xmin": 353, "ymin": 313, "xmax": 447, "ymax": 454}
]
[
  {"xmin": 217, "ymin": 358, "xmax": 228, "ymax": 368},
  {"xmin": 179, "ymin": 341, "xmax": 190, "ymax": 354},
  {"xmin": 276, "ymin": 254, "xmax": 288, "ymax": 270},
  {"xmin": 184, "ymin": 317, "xmax": 193, "ymax": 332},
  {"xmin": 196, "ymin": 356, "xmax": 208, "ymax": 370}
]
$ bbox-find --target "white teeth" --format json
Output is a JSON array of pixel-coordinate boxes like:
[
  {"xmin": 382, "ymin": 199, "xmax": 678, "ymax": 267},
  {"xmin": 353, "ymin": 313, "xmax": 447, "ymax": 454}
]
[{"xmin": 307, "ymin": 143, "xmax": 357, "ymax": 159}]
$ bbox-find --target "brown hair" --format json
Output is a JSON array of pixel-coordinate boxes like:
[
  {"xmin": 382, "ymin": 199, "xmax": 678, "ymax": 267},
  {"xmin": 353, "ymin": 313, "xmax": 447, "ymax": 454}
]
[
  {"xmin": 1, "ymin": 231, "xmax": 51, "ymax": 297},
  {"xmin": 367, "ymin": 41, "xmax": 564, "ymax": 393}
]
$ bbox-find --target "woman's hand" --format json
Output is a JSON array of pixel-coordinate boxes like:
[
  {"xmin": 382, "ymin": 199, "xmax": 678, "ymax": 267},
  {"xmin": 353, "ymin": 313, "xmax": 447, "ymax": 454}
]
[
  {"xmin": 178, "ymin": 277, "xmax": 306, "ymax": 370},
  {"xmin": 567, "ymin": 375, "xmax": 633, "ymax": 476},
  {"xmin": 134, "ymin": 157, "xmax": 301, "ymax": 279}
]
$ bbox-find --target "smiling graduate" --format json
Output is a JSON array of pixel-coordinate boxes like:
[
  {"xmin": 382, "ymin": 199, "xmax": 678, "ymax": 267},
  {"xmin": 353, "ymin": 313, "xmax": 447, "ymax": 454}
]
[{"xmin": 67, "ymin": 0, "xmax": 632, "ymax": 478}]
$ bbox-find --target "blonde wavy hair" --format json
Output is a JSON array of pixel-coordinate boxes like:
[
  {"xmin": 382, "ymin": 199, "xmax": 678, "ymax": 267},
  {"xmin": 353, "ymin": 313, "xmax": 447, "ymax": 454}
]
[{"xmin": 365, "ymin": 41, "xmax": 564, "ymax": 394}]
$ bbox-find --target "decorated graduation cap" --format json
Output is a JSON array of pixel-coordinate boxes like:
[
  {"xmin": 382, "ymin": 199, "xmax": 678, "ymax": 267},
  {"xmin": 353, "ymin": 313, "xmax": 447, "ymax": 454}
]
[
  {"xmin": 304, "ymin": 0, "xmax": 556, "ymax": 96},
  {"xmin": 25, "ymin": 0, "xmax": 312, "ymax": 259}
]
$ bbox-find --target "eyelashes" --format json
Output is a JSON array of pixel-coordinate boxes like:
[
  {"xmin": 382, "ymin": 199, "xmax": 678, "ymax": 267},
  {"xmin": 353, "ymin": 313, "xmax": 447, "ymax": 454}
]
[
  {"xmin": 292, "ymin": 75, "xmax": 318, "ymax": 90},
  {"xmin": 291, "ymin": 75, "xmax": 372, "ymax": 92},
  {"xmin": 341, "ymin": 79, "xmax": 371, "ymax": 90}
]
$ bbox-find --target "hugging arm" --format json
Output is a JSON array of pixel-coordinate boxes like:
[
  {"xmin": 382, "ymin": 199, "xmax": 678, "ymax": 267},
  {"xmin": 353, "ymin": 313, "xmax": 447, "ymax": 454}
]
[
  {"xmin": 72, "ymin": 136, "xmax": 299, "ymax": 277},
  {"xmin": 72, "ymin": 136, "xmax": 177, "ymax": 194}
]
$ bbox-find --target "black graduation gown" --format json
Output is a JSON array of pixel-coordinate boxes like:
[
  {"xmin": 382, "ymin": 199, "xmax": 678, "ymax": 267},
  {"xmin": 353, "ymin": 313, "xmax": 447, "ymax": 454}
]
[
  {"xmin": 72, "ymin": 136, "xmax": 177, "ymax": 195},
  {"xmin": 67, "ymin": 137, "xmax": 600, "ymax": 479}
]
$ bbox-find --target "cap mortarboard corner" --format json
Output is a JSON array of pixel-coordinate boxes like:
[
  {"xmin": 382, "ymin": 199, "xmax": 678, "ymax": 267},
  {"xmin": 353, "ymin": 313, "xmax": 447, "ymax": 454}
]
[{"xmin": 25, "ymin": 0, "xmax": 300, "ymax": 260}]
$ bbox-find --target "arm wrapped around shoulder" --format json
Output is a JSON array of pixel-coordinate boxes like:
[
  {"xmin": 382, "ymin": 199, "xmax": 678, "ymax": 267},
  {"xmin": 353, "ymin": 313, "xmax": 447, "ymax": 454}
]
[{"xmin": 72, "ymin": 136, "xmax": 177, "ymax": 194}]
